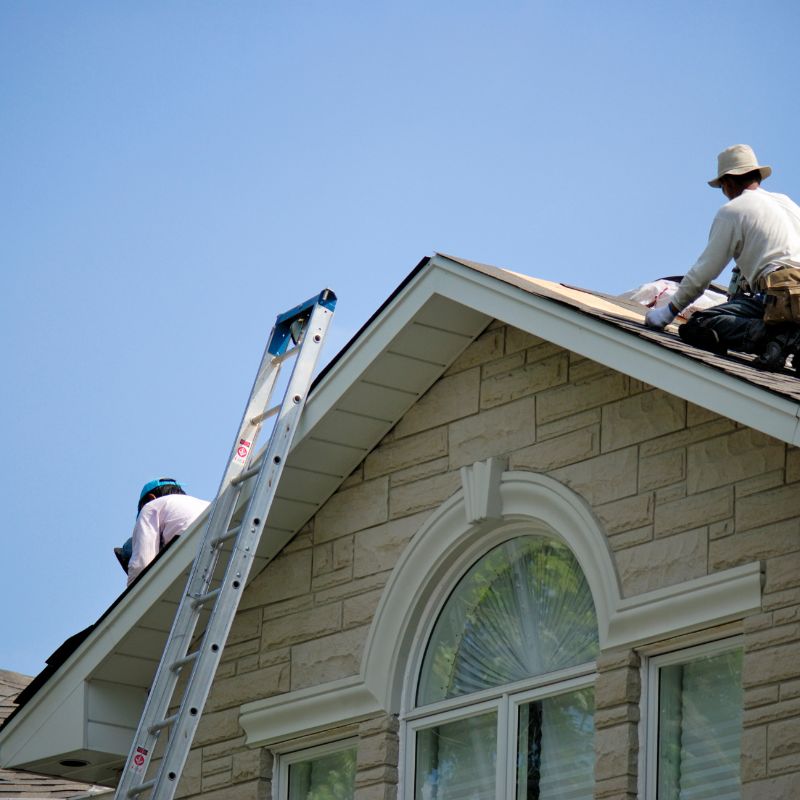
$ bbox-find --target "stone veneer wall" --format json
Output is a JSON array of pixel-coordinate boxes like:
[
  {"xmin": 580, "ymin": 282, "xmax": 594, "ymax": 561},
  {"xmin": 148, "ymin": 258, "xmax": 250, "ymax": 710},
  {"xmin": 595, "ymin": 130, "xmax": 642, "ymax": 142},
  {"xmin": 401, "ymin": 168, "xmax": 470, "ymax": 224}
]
[{"xmin": 177, "ymin": 321, "xmax": 800, "ymax": 800}]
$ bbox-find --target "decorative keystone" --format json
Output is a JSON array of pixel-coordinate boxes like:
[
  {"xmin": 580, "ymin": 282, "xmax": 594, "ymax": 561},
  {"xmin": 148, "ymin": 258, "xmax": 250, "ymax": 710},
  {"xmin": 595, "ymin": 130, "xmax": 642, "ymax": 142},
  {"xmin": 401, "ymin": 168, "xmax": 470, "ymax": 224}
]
[{"xmin": 460, "ymin": 457, "xmax": 507, "ymax": 524}]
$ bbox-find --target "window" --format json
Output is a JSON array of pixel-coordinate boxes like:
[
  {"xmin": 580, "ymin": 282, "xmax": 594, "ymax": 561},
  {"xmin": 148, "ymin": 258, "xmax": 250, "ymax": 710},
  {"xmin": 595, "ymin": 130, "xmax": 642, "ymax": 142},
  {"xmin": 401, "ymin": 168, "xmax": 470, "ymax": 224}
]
[
  {"xmin": 645, "ymin": 640, "xmax": 743, "ymax": 800},
  {"xmin": 406, "ymin": 536, "xmax": 599, "ymax": 800},
  {"xmin": 277, "ymin": 741, "xmax": 357, "ymax": 800}
]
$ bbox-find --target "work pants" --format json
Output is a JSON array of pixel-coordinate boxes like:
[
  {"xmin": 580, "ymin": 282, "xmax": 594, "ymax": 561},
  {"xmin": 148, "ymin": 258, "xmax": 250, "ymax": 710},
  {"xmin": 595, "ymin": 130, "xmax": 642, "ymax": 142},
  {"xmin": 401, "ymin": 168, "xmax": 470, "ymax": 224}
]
[
  {"xmin": 678, "ymin": 294, "xmax": 800, "ymax": 364},
  {"xmin": 678, "ymin": 296, "xmax": 770, "ymax": 354}
]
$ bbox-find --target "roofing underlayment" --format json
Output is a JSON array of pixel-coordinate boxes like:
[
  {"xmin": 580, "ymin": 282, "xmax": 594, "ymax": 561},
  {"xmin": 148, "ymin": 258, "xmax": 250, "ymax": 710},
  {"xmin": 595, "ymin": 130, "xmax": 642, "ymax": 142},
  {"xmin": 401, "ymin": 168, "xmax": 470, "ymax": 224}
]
[{"xmin": 2, "ymin": 253, "xmax": 799, "ymax": 783}]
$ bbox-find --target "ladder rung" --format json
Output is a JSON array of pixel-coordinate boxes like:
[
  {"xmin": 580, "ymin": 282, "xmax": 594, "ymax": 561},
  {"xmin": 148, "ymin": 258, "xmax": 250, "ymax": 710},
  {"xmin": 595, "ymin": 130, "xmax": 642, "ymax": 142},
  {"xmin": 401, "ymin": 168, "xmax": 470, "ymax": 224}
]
[
  {"xmin": 129, "ymin": 779, "xmax": 156, "ymax": 797},
  {"xmin": 271, "ymin": 344, "xmax": 299, "ymax": 365},
  {"xmin": 191, "ymin": 588, "xmax": 221, "ymax": 609},
  {"xmin": 251, "ymin": 404, "xmax": 280, "ymax": 426},
  {"xmin": 170, "ymin": 651, "xmax": 200, "ymax": 672},
  {"xmin": 148, "ymin": 713, "xmax": 178, "ymax": 735},
  {"xmin": 210, "ymin": 524, "xmax": 241, "ymax": 548},
  {"xmin": 231, "ymin": 464, "xmax": 260, "ymax": 486}
]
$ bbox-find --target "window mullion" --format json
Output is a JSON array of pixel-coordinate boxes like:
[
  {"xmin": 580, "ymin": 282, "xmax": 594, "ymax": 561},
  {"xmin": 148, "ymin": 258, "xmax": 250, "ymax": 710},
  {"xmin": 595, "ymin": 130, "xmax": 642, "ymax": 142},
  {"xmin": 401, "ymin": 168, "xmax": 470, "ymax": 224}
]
[{"xmin": 497, "ymin": 693, "xmax": 510, "ymax": 800}]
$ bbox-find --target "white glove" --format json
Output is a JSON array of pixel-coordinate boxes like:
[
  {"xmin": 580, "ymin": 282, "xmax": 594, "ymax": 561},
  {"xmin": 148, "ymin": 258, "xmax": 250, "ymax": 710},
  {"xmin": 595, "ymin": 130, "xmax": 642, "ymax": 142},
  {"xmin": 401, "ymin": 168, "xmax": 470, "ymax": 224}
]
[{"xmin": 644, "ymin": 303, "xmax": 677, "ymax": 330}]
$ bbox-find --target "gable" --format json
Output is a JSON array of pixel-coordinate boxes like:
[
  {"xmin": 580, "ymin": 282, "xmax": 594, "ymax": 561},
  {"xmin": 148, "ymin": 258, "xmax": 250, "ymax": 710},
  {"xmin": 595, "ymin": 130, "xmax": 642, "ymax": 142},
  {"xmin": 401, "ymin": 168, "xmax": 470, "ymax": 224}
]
[{"xmin": 2, "ymin": 252, "xmax": 797, "ymax": 785}]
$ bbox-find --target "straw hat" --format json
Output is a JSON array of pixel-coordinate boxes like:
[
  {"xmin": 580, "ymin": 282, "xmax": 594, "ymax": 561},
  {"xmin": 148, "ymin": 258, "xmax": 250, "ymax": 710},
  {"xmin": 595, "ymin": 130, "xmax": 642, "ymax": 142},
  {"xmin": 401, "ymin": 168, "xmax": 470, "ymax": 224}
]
[{"xmin": 708, "ymin": 144, "xmax": 772, "ymax": 188}]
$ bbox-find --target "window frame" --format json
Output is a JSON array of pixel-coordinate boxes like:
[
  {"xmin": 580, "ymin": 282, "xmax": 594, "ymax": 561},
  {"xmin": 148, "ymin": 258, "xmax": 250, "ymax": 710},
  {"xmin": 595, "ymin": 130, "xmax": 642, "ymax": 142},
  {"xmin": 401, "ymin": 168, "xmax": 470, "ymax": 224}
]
[
  {"xmin": 401, "ymin": 529, "xmax": 599, "ymax": 800},
  {"xmin": 274, "ymin": 738, "xmax": 359, "ymax": 800},
  {"xmin": 404, "ymin": 671, "xmax": 596, "ymax": 800},
  {"xmin": 642, "ymin": 635, "xmax": 744, "ymax": 800}
]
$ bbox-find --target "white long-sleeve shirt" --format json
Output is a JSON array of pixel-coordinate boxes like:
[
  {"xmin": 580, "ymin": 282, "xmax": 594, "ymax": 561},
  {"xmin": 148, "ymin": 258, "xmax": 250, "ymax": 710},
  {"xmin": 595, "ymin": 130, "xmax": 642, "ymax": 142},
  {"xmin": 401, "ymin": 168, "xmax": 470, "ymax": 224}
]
[
  {"xmin": 127, "ymin": 494, "xmax": 210, "ymax": 586},
  {"xmin": 672, "ymin": 187, "xmax": 800, "ymax": 310}
]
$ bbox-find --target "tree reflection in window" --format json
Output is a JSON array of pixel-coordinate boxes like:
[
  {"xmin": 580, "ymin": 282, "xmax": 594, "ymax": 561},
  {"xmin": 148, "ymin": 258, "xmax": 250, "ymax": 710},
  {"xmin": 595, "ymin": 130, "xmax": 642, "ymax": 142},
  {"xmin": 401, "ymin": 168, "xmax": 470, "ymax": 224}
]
[
  {"xmin": 415, "ymin": 711, "xmax": 497, "ymax": 800},
  {"xmin": 288, "ymin": 747, "xmax": 357, "ymax": 800},
  {"xmin": 417, "ymin": 537, "xmax": 599, "ymax": 706},
  {"xmin": 517, "ymin": 688, "xmax": 595, "ymax": 800}
]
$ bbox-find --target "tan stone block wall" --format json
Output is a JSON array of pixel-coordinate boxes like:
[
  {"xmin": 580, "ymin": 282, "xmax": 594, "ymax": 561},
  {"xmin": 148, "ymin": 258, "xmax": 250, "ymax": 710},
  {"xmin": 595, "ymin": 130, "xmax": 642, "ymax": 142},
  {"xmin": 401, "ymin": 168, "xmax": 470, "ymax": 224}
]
[
  {"xmin": 183, "ymin": 321, "xmax": 800, "ymax": 798},
  {"xmin": 594, "ymin": 650, "xmax": 640, "ymax": 800}
]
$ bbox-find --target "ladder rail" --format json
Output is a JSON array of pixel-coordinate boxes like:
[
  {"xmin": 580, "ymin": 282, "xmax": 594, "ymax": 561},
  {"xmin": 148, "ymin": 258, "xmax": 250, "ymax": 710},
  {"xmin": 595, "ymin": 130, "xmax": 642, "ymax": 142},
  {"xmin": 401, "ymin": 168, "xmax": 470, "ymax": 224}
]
[
  {"xmin": 114, "ymin": 291, "xmax": 335, "ymax": 800},
  {"xmin": 146, "ymin": 317, "xmax": 328, "ymax": 794}
]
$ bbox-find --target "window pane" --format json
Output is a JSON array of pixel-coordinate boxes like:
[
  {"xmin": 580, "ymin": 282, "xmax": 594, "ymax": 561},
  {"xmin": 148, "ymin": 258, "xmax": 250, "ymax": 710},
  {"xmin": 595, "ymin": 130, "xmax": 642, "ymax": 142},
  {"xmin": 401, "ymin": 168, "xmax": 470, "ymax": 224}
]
[
  {"xmin": 288, "ymin": 747, "xmax": 357, "ymax": 800},
  {"xmin": 415, "ymin": 711, "xmax": 497, "ymax": 800},
  {"xmin": 418, "ymin": 538, "xmax": 598, "ymax": 705},
  {"xmin": 657, "ymin": 649, "xmax": 743, "ymax": 800},
  {"xmin": 517, "ymin": 688, "xmax": 595, "ymax": 800}
]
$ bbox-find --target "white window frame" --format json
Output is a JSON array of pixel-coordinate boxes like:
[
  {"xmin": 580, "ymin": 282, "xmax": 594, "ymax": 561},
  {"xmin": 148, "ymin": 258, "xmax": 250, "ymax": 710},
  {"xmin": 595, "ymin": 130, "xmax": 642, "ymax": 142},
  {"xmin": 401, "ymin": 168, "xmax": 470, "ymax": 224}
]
[
  {"xmin": 641, "ymin": 635, "xmax": 743, "ymax": 800},
  {"xmin": 274, "ymin": 737, "xmax": 359, "ymax": 800},
  {"xmin": 404, "ymin": 669, "xmax": 596, "ymax": 800},
  {"xmin": 401, "ymin": 530, "xmax": 599, "ymax": 800}
]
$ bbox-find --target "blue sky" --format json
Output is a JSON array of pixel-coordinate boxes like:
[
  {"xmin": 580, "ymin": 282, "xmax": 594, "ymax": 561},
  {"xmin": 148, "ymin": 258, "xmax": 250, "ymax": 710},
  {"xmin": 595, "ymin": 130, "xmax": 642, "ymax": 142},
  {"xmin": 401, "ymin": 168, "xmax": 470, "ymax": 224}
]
[{"xmin": 1, "ymin": 1, "xmax": 798, "ymax": 676}]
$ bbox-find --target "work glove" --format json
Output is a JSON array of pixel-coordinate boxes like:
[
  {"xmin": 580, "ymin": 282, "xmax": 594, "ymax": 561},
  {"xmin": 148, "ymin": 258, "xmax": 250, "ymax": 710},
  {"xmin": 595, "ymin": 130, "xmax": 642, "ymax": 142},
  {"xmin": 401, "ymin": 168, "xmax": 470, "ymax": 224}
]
[{"xmin": 644, "ymin": 303, "xmax": 677, "ymax": 330}]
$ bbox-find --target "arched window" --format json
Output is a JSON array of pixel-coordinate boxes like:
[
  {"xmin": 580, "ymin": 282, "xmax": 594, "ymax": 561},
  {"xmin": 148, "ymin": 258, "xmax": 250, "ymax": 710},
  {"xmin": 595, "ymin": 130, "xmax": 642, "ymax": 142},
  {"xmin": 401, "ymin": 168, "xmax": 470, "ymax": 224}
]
[{"xmin": 406, "ymin": 536, "xmax": 599, "ymax": 800}]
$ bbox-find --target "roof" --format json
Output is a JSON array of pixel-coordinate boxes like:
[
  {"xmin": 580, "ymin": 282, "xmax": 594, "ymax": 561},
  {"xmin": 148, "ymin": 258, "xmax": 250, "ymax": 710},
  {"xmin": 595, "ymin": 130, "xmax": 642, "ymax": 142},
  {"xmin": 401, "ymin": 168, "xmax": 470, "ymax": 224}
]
[
  {"xmin": 0, "ymin": 671, "xmax": 107, "ymax": 798},
  {"xmin": 2, "ymin": 253, "xmax": 799, "ymax": 785}
]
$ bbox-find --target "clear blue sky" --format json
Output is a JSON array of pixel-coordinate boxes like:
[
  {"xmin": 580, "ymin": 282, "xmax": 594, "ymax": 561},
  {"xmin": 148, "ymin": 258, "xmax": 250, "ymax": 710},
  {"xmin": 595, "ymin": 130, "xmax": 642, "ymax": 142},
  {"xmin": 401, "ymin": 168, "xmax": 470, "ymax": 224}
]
[{"xmin": 1, "ymin": 1, "xmax": 798, "ymax": 676}]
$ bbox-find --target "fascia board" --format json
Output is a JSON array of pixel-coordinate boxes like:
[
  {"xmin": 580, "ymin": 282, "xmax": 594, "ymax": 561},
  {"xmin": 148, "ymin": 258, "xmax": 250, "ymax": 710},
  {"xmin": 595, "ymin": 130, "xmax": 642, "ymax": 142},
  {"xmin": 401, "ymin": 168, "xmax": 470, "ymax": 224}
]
[
  {"xmin": 428, "ymin": 255, "xmax": 800, "ymax": 446},
  {"xmin": 0, "ymin": 682, "xmax": 86, "ymax": 767},
  {"xmin": 292, "ymin": 266, "xmax": 480, "ymax": 443}
]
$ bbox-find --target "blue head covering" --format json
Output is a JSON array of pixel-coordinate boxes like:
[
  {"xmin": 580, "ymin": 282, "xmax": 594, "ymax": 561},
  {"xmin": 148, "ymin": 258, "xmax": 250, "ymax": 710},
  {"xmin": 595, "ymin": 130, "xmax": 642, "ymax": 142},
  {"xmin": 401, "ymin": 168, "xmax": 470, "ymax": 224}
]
[{"xmin": 137, "ymin": 478, "xmax": 183, "ymax": 516}]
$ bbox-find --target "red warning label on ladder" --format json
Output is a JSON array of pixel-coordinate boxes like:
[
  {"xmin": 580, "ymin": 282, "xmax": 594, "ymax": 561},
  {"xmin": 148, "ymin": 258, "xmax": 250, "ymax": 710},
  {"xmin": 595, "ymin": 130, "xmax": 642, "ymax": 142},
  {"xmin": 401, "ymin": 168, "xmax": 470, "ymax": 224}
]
[
  {"xmin": 130, "ymin": 746, "xmax": 149, "ymax": 775},
  {"xmin": 234, "ymin": 438, "xmax": 251, "ymax": 466}
]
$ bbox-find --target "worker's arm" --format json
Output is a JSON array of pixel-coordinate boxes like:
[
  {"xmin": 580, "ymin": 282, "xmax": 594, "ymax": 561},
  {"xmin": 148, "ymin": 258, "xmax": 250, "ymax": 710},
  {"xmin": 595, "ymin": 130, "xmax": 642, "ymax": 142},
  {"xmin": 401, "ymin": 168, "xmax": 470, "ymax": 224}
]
[
  {"xmin": 671, "ymin": 209, "xmax": 738, "ymax": 311},
  {"xmin": 127, "ymin": 506, "xmax": 161, "ymax": 586}
]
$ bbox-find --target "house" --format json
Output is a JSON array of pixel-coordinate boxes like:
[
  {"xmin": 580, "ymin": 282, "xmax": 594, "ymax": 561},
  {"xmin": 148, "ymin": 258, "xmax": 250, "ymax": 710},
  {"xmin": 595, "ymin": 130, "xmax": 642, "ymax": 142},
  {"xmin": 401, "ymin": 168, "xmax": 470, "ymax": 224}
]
[
  {"xmin": 0, "ymin": 669, "xmax": 109, "ymax": 798},
  {"xmin": 2, "ymin": 253, "xmax": 799, "ymax": 800}
]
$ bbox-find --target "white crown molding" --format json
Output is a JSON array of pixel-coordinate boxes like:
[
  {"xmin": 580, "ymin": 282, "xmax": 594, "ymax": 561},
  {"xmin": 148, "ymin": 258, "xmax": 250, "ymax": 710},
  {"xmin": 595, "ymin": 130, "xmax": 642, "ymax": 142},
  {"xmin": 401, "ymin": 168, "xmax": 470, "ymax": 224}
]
[
  {"xmin": 606, "ymin": 561, "xmax": 763, "ymax": 650},
  {"xmin": 239, "ymin": 676, "xmax": 381, "ymax": 748}
]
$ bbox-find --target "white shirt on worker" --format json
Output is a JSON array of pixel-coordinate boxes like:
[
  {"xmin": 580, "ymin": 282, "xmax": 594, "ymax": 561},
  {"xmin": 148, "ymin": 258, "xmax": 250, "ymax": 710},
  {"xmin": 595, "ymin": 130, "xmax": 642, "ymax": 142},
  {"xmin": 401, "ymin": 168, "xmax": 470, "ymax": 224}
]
[
  {"xmin": 127, "ymin": 495, "xmax": 210, "ymax": 586},
  {"xmin": 673, "ymin": 187, "xmax": 800, "ymax": 310}
]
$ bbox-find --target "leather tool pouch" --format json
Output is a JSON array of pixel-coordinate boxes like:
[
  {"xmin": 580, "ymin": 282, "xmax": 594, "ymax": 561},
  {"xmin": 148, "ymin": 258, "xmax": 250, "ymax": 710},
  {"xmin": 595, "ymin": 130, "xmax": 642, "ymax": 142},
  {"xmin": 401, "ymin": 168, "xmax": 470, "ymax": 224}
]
[{"xmin": 763, "ymin": 266, "xmax": 800, "ymax": 324}]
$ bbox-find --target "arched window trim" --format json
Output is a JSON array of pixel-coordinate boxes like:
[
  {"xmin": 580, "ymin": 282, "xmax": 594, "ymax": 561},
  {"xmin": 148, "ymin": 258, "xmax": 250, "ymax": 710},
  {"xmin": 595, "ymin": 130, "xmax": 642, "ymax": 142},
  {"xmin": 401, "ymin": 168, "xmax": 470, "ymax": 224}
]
[
  {"xmin": 360, "ymin": 465, "xmax": 760, "ymax": 717},
  {"xmin": 363, "ymin": 467, "xmax": 619, "ymax": 716},
  {"xmin": 406, "ymin": 526, "xmax": 599, "ymax": 716},
  {"xmin": 239, "ymin": 464, "xmax": 760, "ymax": 749}
]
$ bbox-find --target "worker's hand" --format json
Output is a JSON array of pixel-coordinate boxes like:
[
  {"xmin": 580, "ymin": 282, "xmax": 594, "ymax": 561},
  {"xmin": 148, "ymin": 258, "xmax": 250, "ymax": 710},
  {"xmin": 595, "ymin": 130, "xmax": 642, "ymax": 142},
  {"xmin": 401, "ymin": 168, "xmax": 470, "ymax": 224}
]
[{"xmin": 645, "ymin": 303, "xmax": 677, "ymax": 330}]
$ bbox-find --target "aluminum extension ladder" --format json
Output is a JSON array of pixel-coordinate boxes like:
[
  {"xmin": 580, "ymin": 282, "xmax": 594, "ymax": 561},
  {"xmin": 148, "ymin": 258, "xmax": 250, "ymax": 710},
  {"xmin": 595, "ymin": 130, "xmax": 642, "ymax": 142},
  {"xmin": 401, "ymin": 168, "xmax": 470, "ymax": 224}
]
[{"xmin": 114, "ymin": 289, "xmax": 336, "ymax": 800}]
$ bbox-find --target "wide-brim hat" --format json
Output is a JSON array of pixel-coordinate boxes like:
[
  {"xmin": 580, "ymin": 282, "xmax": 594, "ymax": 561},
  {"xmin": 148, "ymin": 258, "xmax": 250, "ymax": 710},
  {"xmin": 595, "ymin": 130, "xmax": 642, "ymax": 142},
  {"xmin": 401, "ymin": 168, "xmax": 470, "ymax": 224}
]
[{"xmin": 708, "ymin": 144, "xmax": 772, "ymax": 187}]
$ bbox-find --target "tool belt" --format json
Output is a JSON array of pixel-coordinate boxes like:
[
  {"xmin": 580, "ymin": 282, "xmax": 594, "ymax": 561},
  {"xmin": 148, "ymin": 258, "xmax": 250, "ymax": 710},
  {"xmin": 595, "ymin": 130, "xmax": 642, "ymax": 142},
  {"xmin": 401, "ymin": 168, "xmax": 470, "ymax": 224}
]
[{"xmin": 761, "ymin": 262, "xmax": 800, "ymax": 324}]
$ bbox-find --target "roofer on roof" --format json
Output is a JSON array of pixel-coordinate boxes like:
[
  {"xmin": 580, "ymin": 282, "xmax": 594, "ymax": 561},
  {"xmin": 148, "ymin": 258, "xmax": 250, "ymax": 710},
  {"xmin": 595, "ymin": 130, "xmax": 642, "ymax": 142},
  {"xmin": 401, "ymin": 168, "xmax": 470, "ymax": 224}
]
[
  {"xmin": 124, "ymin": 478, "xmax": 209, "ymax": 586},
  {"xmin": 645, "ymin": 144, "xmax": 800, "ymax": 371}
]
